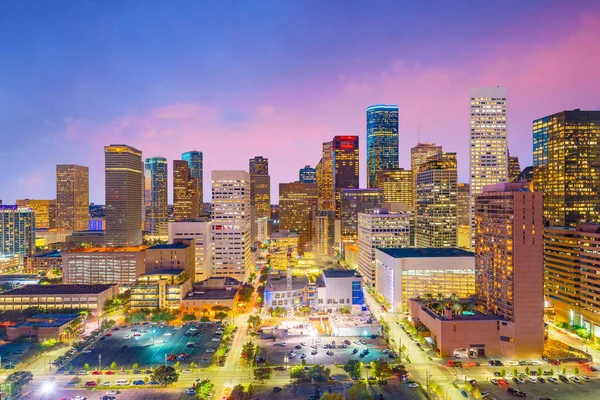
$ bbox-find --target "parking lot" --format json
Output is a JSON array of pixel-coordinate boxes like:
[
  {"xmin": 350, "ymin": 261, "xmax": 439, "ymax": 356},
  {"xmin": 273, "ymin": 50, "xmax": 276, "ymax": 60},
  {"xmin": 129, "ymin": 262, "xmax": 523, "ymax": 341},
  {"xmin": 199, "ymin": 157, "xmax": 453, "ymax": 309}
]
[
  {"xmin": 257, "ymin": 336, "xmax": 393, "ymax": 366},
  {"xmin": 478, "ymin": 374, "xmax": 600, "ymax": 399},
  {"xmin": 68, "ymin": 322, "xmax": 224, "ymax": 370}
]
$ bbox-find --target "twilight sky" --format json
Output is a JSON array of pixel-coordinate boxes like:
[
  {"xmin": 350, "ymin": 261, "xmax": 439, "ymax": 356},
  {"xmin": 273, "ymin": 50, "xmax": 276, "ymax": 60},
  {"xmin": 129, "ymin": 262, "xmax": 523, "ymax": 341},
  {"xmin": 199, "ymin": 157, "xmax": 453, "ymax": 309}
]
[{"xmin": 1, "ymin": 0, "xmax": 599, "ymax": 204}]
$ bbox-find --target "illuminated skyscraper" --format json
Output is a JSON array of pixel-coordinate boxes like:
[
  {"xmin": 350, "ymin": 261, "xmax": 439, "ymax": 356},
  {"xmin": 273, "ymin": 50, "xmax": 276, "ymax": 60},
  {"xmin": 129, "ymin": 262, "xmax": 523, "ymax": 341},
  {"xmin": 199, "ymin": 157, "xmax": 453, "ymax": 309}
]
[
  {"xmin": 415, "ymin": 152, "xmax": 457, "ymax": 248},
  {"xmin": 15, "ymin": 199, "xmax": 56, "ymax": 229},
  {"xmin": 144, "ymin": 157, "xmax": 168, "ymax": 236},
  {"xmin": 457, "ymin": 183, "xmax": 471, "ymax": 250},
  {"xmin": 508, "ymin": 150, "xmax": 521, "ymax": 183},
  {"xmin": 279, "ymin": 182, "xmax": 318, "ymax": 254},
  {"xmin": 340, "ymin": 188, "xmax": 384, "ymax": 245},
  {"xmin": 181, "ymin": 151, "xmax": 203, "ymax": 212},
  {"xmin": 56, "ymin": 164, "xmax": 89, "ymax": 231},
  {"xmin": 173, "ymin": 160, "xmax": 198, "ymax": 221},
  {"xmin": 475, "ymin": 182, "xmax": 543, "ymax": 358},
  {"xmin": 318, "ymin": 141, "xmax": 334, "ymax": 211},
  {"xmin": 249, "ymin": 156, "xmax": 271, "ymax": 245},
  {"xmin": 299, "ymin": 165, "xmax": 317, "ymax": 184},
  {"xmin": 333, "ymin": 136, "xmax": 359, "ymax": 217},
  {"xmin": 104, "ymin": 145, "xmax": 143, "ymax": 247},
  {"xmin": 469, "ymin": 86, "xmax": 508, "ymax": 245},
  {"xmin": 366, "ymin": 105, "xmax": 399, "ymax": 188},
  {"xmin": 411, "ymin": 143, "xmax": 442, "ymax": 206},
  {"xmin": 375, "ymin": 169, "xmax": 413, "ymax": 206},
  {"xmin": 0, "ymin": 205, "xmax": 35, "ymax": 258},
  {"xmin": 533, "ymin": 110, "xmax": 600, "ymax": 227},
  {"xmin": 211, "ymin": 170, "xmax": 251, "ymax": 279}
]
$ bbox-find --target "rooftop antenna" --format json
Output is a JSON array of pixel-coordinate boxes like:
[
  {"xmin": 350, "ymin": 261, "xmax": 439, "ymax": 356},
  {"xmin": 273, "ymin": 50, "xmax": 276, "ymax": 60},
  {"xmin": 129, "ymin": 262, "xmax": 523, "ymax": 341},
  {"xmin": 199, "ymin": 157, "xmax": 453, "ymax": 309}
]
[{"xmin": 417, "ymin": 125, "xmax": 421, "ymax": 144}]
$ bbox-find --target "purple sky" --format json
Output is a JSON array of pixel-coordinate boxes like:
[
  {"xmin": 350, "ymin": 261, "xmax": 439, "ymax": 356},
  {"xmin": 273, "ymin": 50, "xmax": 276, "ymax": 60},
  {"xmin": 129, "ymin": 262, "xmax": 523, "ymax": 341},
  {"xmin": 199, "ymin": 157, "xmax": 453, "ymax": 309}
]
[{"xmin": 1, "ymin": 1, "xmax": 599, "ymax": 204}]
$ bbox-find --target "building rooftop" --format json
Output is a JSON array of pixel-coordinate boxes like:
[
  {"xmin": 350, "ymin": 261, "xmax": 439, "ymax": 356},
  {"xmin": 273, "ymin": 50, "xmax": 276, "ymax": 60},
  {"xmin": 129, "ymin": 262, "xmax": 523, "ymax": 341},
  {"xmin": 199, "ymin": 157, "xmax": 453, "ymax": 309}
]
[
  {"xmin": 322, "ymin": 269, "xmax": 361, "ymax": 278},
  {"xmin": 266, "ymin": 275, "xmax": 308, "ymax": 291},
  {"xmin": 30, "ymin": 250, "xmax": 62, "ymax": 258},
  {"xmin": 139, "ymin": 268, "xmax": 185, "ymax": 277},
  {"xmin": 70, "ymin": 230, "xmax": 105, "ymax": 236},
  {"xmin": 270, "ymin": 230, "xmax": 298, "ymax": 239},
  {"xmin": 185, "ymin": 288, "xmax": 238, "ymax": 300},
  {"xmin": 0, "ymin": 284, "xmax": 116, "ymax": 296},
  {"xmin": 410, "ymin": 298, "xmax": 504, "ymax": 322},
  {"xmin": 65, "ymin": 246, "xmax": 146, "ymax": 253},
  {"xmin": 147, "ymin": 243, "xmax": 189, "ymax": 250},
  {"xmin": 377, "ymin": 248, "xmax": 474, "ymax": 259}
]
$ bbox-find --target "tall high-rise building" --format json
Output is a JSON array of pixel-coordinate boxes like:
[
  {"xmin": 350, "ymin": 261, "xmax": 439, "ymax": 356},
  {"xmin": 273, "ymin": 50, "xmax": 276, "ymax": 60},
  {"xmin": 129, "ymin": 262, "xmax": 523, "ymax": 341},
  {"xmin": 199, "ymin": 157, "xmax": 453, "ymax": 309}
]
[
  {"xmin": 313, "ymin": 210, "xmax": 335, "ymax": 257},
  {"xmin": 475, "ymin": 182, "xmax": 544, "ymax": 358},
  {"xmin": 366, "ymin": 105, "xmax": 399, "ymax": 188},
  {"xmin": 469, "ymin": 87, "xmax": 508, "ymax": 246},
  {"xmin": 144, "ymin": 157, "xmax": 168, "ymax": 236},
  {"xmin": 508, "ymin": 150, "xmax": 521, "ymax": 183},
  {"xmin": 173, "ymin": 160, "xmax": 198, "ymax": 221},
  {"xmin": 299, "ymin": 165, "xmax": 317, "ymax": 184},
  {"xmin": 104, "ymin": 145, "xmax": 143, "ymax": 247},
  {"xmin": 15, "ymin": 199, "xmax": 56, "ymax": 229},
  {"xmin": 533, "ymin": 110, "xmax": 600, "ymax": 227},
  {"xmin": 333, "ymin": 136, "xmax": 359, "ymax": 217},
  {"xmin": 318, "ymin": 141, "xmax": 334, "ymax": 211},
  {"xmin": 0, "ymin": 205, "xmax": 35, "ymax": 258},
  {"xmin": 249, "ymin": 157, "xmax": 271, "ymax": 245},
  {"xmin": 56, "ymin": 164, "xmax": 89, "ymax": 231},
  {"xmin": 181, "ymin": 151, "xmax": 204, "ymax": 212},
  {"xmin": 340, "ymin": 188, "xmax": 384, "ymax": 245},
  {"xmin": 358, "ymin": 209, "xmax": 410, "ymax": 287},
  {"xmin": 411, "ymin": 143, "xmax": 442, "ymax": 207},
  {"xmin": 169, "ymin": 217, "xmax": 212, "ymax": 282},
  {"xmin": 375, "ymin": 169, "xmax": 413, "ymax": 206},
  {"xmin": 279, "ymin": 182, "xmax": 318, "ymax": 254},
  {"xmin": 457, "ymin": 183, "xmax": 471, "ymax": 250},
  {"xmin": 415, "ymin": 152, "xmax": 457, "ymax": 248},
  {"xmin": 211, "ymin": 171, "xmax": 251, "ymax": 279}
]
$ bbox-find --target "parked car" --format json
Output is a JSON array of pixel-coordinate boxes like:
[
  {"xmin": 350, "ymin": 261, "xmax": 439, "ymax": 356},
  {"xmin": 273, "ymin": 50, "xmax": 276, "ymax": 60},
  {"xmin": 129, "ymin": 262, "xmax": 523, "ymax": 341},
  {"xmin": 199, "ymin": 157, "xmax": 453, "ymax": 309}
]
[
  {"xmin": 273, "ymin": 387, "xmax": 282, "ymax": 392},
  {"xmin": 133, "ymin": 380, "xmax": 145, "ymax": 385},
  {"xmin": 85, "ymin": 381, "xmax": 97, "ymax": 387}
]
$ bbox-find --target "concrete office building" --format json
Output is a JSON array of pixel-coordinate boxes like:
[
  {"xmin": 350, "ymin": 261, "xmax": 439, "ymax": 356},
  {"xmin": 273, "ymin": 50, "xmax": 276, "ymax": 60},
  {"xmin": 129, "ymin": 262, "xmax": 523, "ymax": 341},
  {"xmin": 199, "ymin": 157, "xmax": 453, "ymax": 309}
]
[
  {"xmin": 475, "ymin": 182, "xmax": 544, "ymax": 358},
  {"xmin": 366, "ymin": 104, "xmax": 399, "ymax": 188},
  {"xmin": 269, "ymin": 230, "xmax": 299, "ymax": 270},
  {"xmin": 211, "ymin": 170, "xmax": 251, "ymax": 280},
  {"xmin": 358, "ymin": 209, "xmax": 411, "ymax": 287},
  {"xmin": 317, "ymin": 141, "xmax": 335, "ymax": 212},
  {"xmin": 144, "ymin": 157, "xmax": 168, "ymax": 237},
  {"xmin": 181, "ymin": 151, "xmax": 204, "ymax": 213},
  {"xmin": 24, "ymin": 250, "xmax": 62, "ymax": 275},
  {"xmin": 0, "ymin": 205, "xmax": 35, "ymax": 260},
  {"xmin": 313, "ymin": 210, "xmax": 335, "ymax": 257},
  {"xmin": 249, "ymin": 156, "xmax": 271, "ymax": 245},
  {"xmin": 333, "ymin": 136, "xmax": 359, "ymax": 217},
  {"xmin": 173, "ymin": 160, "xmax": 199, "ymax": 221},
  {"xmin": 316, "ymin": 269, "xmax": 365, "ymax": 313},
  {"xmin": 56, "ymin": 164, "xmax": 89, "ymax": 232},
  {"xmin": 411, "ymin": 143, "xmax": 442, "ymax": 207},
  {"xmin": 168, "ymin": 217, "xmax": 212, "ymax": 282},
  {"xmin": 457, "ymin": 183, "xmax": 471, "ymax": 250},
  {"xmin": 62, "ymin": 246, "xmax": 147, "ymax": 285},
  {"xmin": 144, "ymin": 240, "xmax": 195, "ymax": 282},
  {"xmin": 340, "ymin": 189, "xmax": 384, "ymax": 246},
  {"xmin": 469, "ymin": 87, "xmax": 508, "ymax": 245},
  {"xmin": 508, "ymin": 150, "xmax": 521, "ymax": 183},
  {"xmin": 15, "ymin": 199, "xmax": 56, "ymax": 229},
  {"xmin": 130, "ymin": 269, "xmax": 192, "ymax": 310},
  {"xmin": 279, "ymin": 182, "xmax": 318, "ymax": 254},
  {"xmin": 375, "ymin": 169, "xmax": 413, "ymax": 206},
  {"xmin": 299, "ymin": 165, "xmax": 317, "ymax": 184},
  {"xmin": 415, "ymin": 152, "xmax": 458, "ymax": 248},
  {"xmin": 533, "ymin": 110, "xmax": 600, "ymax": 227},
  {"xmin": 104, "ymin": 145, "xmax": 143, "ymax": 247}
]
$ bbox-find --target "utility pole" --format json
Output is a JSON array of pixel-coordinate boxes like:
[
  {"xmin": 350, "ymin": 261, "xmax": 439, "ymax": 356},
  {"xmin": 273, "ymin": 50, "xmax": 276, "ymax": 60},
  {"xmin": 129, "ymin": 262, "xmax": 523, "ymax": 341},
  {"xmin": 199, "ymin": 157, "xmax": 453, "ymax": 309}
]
[{"xmin": 99, "ymin": 353, "xmax": 101, "ymax": 371}]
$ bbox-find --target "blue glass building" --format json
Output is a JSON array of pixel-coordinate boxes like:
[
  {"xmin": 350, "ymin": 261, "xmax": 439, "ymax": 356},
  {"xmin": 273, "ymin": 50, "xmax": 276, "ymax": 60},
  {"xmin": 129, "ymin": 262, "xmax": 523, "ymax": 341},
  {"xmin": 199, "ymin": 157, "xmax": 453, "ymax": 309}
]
[
  {"xmin": 366, "ymin": 104, "xmax": 399, "ymax": 188},
  {"xmin": 181, "ymin": 151, "xmax": 204, "ymax": 211},
  {"xmin": 144, "ymin": 157, "xmax": 168, "ymax": 236}
]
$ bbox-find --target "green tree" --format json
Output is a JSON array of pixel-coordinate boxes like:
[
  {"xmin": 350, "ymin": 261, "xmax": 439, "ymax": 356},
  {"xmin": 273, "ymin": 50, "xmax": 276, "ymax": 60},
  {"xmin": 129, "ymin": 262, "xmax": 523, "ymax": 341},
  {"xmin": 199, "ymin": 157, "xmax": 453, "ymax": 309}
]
[
  {"xmin": 241, "ymin": 341, "xmax": 256, "ymax": 365},
  {"xmin": 574, "ymin": 366, "xmax": 579, "ymax": 375},
  {"xmin": 298, "ymin": 305, "xmax": 311, "ymax": 315},
  {"xmin": 465, "ymin": 381, "xmax": 473, "ymax": 392},
  {"xmin": 272, "ymin": 306, "xmax": 287, "ymax": 318},
  {"xmin": 200, "ymin": 316, "xmax": 210, "ymax": 322},
  {"xmin": 525, "ymin": 366, "xmax": 530, "ymax": 375},
  {"xmin": 472, "ymin": 387, "xmax": 482, "ymax": 399},
  {"xmin": 343, "ymin": 359, "xmax": 363, "ymax": 380},
  {"xmin": 83, "ymin": 363, "xmax": 90, "ymax": 371},
  {"xmin": 561, "ymin": 367, "xmax": 567, "ymax": 375},
  {"xmin": 513, "ymin": 368, "xmax": 518, "ymax": 377},
  {"xmin": 238, "ymin": 284, "xmax": 255, "ymax": 302},
  {"xmin": 307, "ymin": 364, "xmax": 331, "ymax": 384},
  {"xmin": 195, "ymin": 378, "xmax": 214, "ymax": 400},
  {"xmin": 370, "ymin": 359, "xmax": 391, "ymax": 382},
  {"xmin": 150, "ymin": 365, "xmax": 179, "ymax": 387},
  {"xmin": 500, "ymin": 368, "xmax": 506, "ymax": 377},
  {"xmin": 132, "ymin": 362, "xmax": 139, "ymax": 370},
  {"xmin": 348, "ymin": 380, "xmax": 373, "ymax": 400},
  {"xmin": 550, "ymin": 368, "xmax": 555, "ymax": 376},
  {"xmin": 151, "ymin": 309, "xmax": 175, "ymax": 323},
  {"xmin": 319, "ymin": 394, "xmax": 344, "ymax": 400},
  {"xmin": 214, "ymin": 311, "xmax": 228, "ymax": 321},
  {"xmin": 537, "ymin": 367, "xmax": 543, "ymax": 376},
  {"xmin": 174, "ymin": 361, "xmax": 181, "ymax": 369},
  {"xmin": 110, "ymin": 361, "xmax": 118, "ymax": 370},
  {"xmin": 247, "ymin": 314, "xmax": 262, "ymax": 330},
  {"xmin": 290, "ymin": 365, "xmax": 308, "ymax": 383},
  {"xmin": 125, "ymin": 311, "xmax": 146, "ymax": 324},
  {"xmin": 229, "ymin": 384, "xmax": 251, "ymax": 400},
  {"xmin": 181, "ymin": 313, "xmax": 196, "ymax": 323},
  {"xmin": 254, "ymin": 367, "xmax": 272, "ymax": 382},
  {"xmin": 340, "ymin": 306, "xmax": 351, "ymax": 314},
  {"xmin": 190, "ymin": 361, "xmax": 196, "ymax": 368}
]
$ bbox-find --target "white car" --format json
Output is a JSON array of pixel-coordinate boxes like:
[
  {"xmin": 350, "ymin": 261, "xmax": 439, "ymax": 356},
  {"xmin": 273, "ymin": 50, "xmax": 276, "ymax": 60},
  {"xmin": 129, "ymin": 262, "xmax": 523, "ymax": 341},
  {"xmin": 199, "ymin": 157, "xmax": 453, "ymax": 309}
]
[
  {"xmin": 408, "ymin": 383, "xmax": 419, "ymax": 388},
  {"xmin": 481, "ymin": 392, "xmax": 489, "ymax": 398},
  {"xmin": 580, "ymin": 375, "xmax": 590, "ymax": 381},
  {"xmin": 182, "ymin": 369, "xmax": 192, "ymax": 373},
  {"xmin": 164, "ymin": 332, "xmax": 173, "ymax": 336},
  {"xmin": 507, "ymin": 361, "xmax": 519, "ymax": 366},
  {"xmin": 82, "ymin": 349, "xmax": 92, "ymax": 353},
  {"xmin": 106, "ymin": 391, "xmax": 117, "ymax": 395},
  {"xmin": 211, "ymin": 337, "xmax": 220, "ymax": 342},
  {"xmin": 71, "ymin": 397, "xmax": 86, "ymax": 400},
  {"xmin": 548, "ymin": 377, "xmax": 558, "ymax": 383},
  {"xmin": 288, "ymin": 352, "xmax": 297, "ymax": 358},
  {"xmin": 527, "ymin": 377, "xmax": 536, "ymax": 383},
  {"xmin": 189, "ymin": 327, "xmax": 198, "ymax": 331},
  {"xmin": 102, "ymin": 381, "xmax": 111, "ymax": 386},
  {"xmin": 206, "ymin": 348, "xmax": 216, "ymax": 353},
  {"xmin": 530, "ymin": 360, "xmax": 541, "ymax": 365}
]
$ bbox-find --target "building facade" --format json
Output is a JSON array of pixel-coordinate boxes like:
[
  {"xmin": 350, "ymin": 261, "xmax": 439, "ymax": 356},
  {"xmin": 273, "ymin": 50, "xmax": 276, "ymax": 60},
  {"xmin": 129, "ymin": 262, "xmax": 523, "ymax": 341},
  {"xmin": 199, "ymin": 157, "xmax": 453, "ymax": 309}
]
[
  {"xmin": 104, "ymin": 145, "xmax": 143, "ymax": 247},
  {"xmin": 24, "ymin": 250, "xmax": 62, "ymax": 275},
  {"xmin": 0, "ymin": 205, "xmax": 35, "ymax": 259},
  {"xmin": 475, "ymin": 182, "xmax": 544, "ymax": 358},
  {"xmin": 457, "ymin": 183, "xmax": 471, "ymax": 250},
  {"xmin": 279, "ymin": 182, "xmax": 318, "ymax": 254},
  {"xmin": 249, "ymin": 156, "xmax": 271, "ymax": 246},
  {"xmin": 508, "ymin": 151, "xmax": 521, "ymax": 183},
  {"xmin": 411, "ymin": 143, "xmax": 442, "ymax": 207},
  {"xmin": 340, "ymin": 188, "xmax": 384, "ymax": 246},
  {"xmin": 211, "ymin": 170, "xmax": 251, "ymax": 280},
  {"xmin": 333, "ymin": 136, "xmax": 360, "ymax": 217},
  {"xmin": 533, "ymin": 110, "xmax": 600, "ymax": 227},
  {"xmin": 375, "ymin": 169, "xmax": 413, "ymax": 206},
  {"xmin": 299, "ymin": 165, "xmax": 317, "ymax": 184},
  {"xmin": 366, "ymin": 104, "xmax": 399, "ymax": 188},
  {"xmin": 168, "ymin": 218, "xmax": 212, "ymax": 282},
  {"xmin": 181, "ymin": 151, "xmax": 204, "ymax": 212},
  {"xmin": 268, "ymin": 230, "xmax": 298, "ymax": 270},
  {"xmin": 62, "ymin": 246, "xmax": 146, "ymax": 285},
  {"xmin": 318, "ymin": 141, "xmax": 335, "ymax": 211},
  {"xmin": 15, "ymin": 199, "xmax": 56, "ymax": 229},
  {"xmin": 144, "ymin": 157, "xmax": 168, "ymax": 236},
  {"xmin": 357, "ymin": 209, "xmax": 411, "ymax": 287},
  {"xmin": 415, "ymin": 152, "xmax": 458, "ymax": 248},
  {"xmin": 316, "ymin": 269, "xmax": 364, "ymax": 312},
  {"xmin": 144, "ymin": 240, "xmax": 195, "ymax": 282},
  {"xmin": 56, "ymin": 164, "xmax": 89, "ymax": 232},
  {"xmin": 173, "ymin": 160, "xmax": 199, "ymax": 221},
  {"xmin": 130, "ymin": 269, "xmax": 192, "ymax": 310}
]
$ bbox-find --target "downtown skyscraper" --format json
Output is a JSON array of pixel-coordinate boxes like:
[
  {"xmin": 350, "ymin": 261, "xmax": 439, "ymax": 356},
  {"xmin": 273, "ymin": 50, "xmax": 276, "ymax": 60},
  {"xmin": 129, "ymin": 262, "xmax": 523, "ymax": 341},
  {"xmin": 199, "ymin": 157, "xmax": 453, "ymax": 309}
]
[
  {"xmin": 104, "ymin": 145, "xmax": 143, "ymax": 247},
  {"xmin": 333, "ymin": 136, "xmax": 359, "ymax": 217},
  {"xmin": 366, "ymin": 104, "xmax": 399, "ymax": 188},
  {"xmin": 317, "ymin": 141, "xmax": 334, "ymax": 212},
  {"xmin": 144, "ymin": 157, "xmax": 168, "ymax": 236},
  {"xmin": 56, "ymin": 164, "xmax": 89, "ymax": 231},
  {"xmin": 279, "ymin": 181, "xmax": 318, "ymax": 254},
  {"xmin": 410, "ymin": 143, "xmax": 442, "ymax": 207},
  {"xmin": 181, "ymin": 151, "xmax": 204, "ymax": 212},
  {"xmin": 533, "ymin": 110, "xmax": 600, "ymax": 227},
  {"xmin": 173, "ymin": 160, "xmax": 198, "ymax": 221},
  {"xmin": 249, "ymin": 156, "xmax": 270, "ymax": 245},
  {"xmin": 469, "ymin": 86, "xmax": 508, "ymax": 246}
]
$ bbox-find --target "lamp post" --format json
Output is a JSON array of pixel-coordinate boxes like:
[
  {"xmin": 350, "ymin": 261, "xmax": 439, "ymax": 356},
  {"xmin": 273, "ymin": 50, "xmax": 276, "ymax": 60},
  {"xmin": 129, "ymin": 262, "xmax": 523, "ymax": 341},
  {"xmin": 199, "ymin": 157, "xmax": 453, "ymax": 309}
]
[{"xmin": 99, "ymin": 353, "xmax": 102, "ymax": 372}]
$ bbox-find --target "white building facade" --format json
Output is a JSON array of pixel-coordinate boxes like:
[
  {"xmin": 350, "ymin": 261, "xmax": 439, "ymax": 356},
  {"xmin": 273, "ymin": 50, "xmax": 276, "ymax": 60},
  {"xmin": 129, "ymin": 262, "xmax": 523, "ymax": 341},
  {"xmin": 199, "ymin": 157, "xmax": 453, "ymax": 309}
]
[
  {"xmin": 211, "ymin": 170, "xmax": 251, "ymax": 280},
  {"xmin": 168, "ymin": 218, "xmax": 212, "ymax": 282},
  {"xmin": 357, "ymin": 210, "xmax": 410, "ymax": 287},
  {"xmin": 315, "ymin": 269, "xmax": 364, "ymax": 313},
  {"xmin": 62, "ymin": 247, "xmax": 146, "ymax": 285}
]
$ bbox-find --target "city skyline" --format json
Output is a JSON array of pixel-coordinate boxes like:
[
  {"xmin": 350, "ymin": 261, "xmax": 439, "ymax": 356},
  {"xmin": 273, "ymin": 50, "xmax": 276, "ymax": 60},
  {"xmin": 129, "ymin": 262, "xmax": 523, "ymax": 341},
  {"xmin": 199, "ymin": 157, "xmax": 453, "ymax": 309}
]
[{"xmin": 1, "ymin": 2, "xmax": 600, "ymax": 204}]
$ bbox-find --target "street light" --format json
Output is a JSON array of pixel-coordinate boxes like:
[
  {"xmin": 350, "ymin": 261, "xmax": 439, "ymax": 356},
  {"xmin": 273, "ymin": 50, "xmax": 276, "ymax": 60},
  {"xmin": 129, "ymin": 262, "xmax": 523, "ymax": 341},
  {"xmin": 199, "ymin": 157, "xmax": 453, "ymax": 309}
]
[{"xmin": 40, "ymin": 381, "xmax": 55, "ymax": 400}]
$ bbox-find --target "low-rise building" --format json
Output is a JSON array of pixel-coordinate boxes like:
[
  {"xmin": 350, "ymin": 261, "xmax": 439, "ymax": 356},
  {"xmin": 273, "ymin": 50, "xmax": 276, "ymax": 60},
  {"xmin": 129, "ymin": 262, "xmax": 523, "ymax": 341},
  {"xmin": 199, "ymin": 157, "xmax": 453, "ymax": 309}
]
[
  {"xmin": 315, "ymin": 269, "xmax": 364, "ymax": 313},
  {"xmin": 181, "ymin": 277, "xmax": 241, "ymax": 315},
  {"xmin": 264, "ymin": 273, "xmax": 308, "ymax": 310},
  {"xmin": 65, "ymin": 230, "xmax": 105, "ymax": 247},
  {"xmin": 0, "ymin": 274, "xmax": 41, "ymax": 289},
  {"xmin": 62, "ymin": 246, "xmax": 146, "ymax": 285},
  {"xmin": 24, "ymin": 250, "xmax": 63, "ymax": 275},
  {"xmin": 168, "ymin": 218, "xmax": 212, "ymax": 282},
  {"xmin": 375, "ymin": 248, "xmax": 475, "ymax": 313},
  {"xmin": 6, "ymin": 313, "xmax": 84, "ymax": 342},
  {"xmin": 0, "ymin": 254, "xmax": 20, "ymax": 273},
  {"xmin": 269, "ymin": 230, "xmax": 298, "ymax": 270},
  {"xmin": 130, "ymin": 269, "xmax": 192, "ymax": 310},
  {"xmin": 144, "ymin": 240, "xmax": 195, "ymax": 282},
  {"xmin": 0, "ymin": 284, "xmax": 118, "ymax": 315}
]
